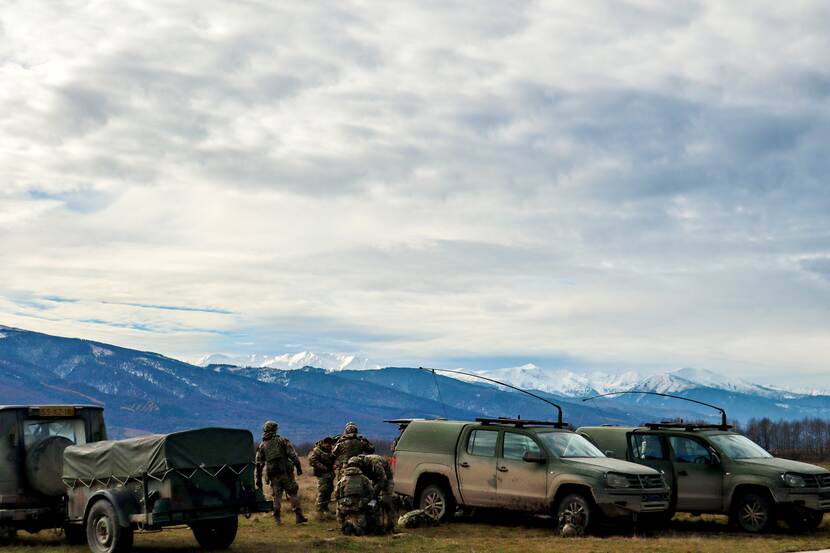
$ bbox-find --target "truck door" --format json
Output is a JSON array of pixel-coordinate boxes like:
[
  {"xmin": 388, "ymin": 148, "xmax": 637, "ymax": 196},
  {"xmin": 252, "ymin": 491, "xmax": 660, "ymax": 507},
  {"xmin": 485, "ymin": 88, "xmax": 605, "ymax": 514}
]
[
  {"xmin": 456, "ymin": 429, "xmax": 498, "ymax": 506},
  {"xmin": 628, "ymin": 433, "xmax": 673, "ymax": 488},
  {"xmin": 496, "ymin": 432, "xmax": 547, "ymax": 510},
  {"xmin": 667, "ymin": 435, "xmax": 723, "ymax": 512}
]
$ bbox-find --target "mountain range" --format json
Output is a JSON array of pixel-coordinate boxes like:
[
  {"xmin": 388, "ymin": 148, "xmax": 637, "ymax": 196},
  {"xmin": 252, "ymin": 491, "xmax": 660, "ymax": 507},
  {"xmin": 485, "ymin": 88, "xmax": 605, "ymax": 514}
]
[{"xmin": 3, "ymin": 325, "xmax": 830, "ymax": 441}]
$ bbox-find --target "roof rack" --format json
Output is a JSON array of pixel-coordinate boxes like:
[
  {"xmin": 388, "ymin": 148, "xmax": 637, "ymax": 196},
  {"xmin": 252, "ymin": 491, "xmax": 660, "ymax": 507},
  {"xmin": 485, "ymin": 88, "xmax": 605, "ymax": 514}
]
[
  {"xmin": 642, "ymin": 422, "xmax": 733, "ymax": 431},
  {"xmin": 476, "ymin": 417, "xmax": 567, "ymax": 429}
]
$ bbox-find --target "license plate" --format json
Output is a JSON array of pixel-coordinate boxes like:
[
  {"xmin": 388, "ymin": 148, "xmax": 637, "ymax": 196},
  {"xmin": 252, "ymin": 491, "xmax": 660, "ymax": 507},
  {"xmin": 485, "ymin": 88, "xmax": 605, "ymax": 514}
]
[{"xmin": 32, "ymin": 406, "xmax": 76, "ymax": 417}]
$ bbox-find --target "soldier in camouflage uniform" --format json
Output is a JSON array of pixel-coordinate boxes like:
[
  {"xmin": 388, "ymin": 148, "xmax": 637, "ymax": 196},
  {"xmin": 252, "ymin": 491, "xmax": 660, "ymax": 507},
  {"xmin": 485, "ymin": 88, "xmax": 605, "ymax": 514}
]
[
  {"xmin": 398, "ymin": 509, "xmax": 439, "ymax": 529},
  {"xmin": 255, "ymin": 420, "xmax": 308, "ymax": 525},
  {"xmin": 307, "ymin": 436, "xmax": 336, "ymax": 519},
  {"xmin": 332, "ymin": 422, "xmax": 374, "ymax": 478},
  {"xmin": 351, "ymin": 454, "xmax": 395, "ymax": 533},
  {"xmin": 334, "ymin": 457, "xmax": 374, "ymax": 536}
]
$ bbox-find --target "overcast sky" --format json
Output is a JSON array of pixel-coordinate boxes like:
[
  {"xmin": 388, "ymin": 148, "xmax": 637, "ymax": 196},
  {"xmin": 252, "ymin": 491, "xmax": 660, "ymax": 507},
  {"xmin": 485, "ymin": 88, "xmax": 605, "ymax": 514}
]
[{"xmin": 1, "ymin": 1, "xmax": 829, "ymax": 387}]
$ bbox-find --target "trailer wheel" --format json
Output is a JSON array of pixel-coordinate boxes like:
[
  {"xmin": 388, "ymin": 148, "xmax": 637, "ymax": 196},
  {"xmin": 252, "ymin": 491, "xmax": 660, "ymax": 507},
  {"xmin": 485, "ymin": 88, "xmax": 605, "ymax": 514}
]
[
  {"xmin": 190, "ymin": 516, "xmax": 239, "ymax": 549},
  {"xmin": 86, "ymin": 499, "xmax": 134, "ymax": 553}
]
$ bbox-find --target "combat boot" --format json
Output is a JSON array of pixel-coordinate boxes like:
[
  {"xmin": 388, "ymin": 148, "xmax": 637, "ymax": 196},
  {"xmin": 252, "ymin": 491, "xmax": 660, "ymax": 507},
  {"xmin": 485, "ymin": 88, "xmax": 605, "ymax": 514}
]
[
  {"xmin": 294, "ymin": 508, "xmax": 308, "ymax": 524},
  {"xmin": 273, "ymin": 511, "xmax": 281, "ymax": 526}
]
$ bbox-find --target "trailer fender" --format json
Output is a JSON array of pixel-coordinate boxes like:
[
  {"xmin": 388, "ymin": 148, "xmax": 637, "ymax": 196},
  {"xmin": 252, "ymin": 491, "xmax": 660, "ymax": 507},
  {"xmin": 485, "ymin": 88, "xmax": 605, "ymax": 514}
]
[{"xmin": 83, "ymin": 489, "xmax": 139, "ymax": 528}]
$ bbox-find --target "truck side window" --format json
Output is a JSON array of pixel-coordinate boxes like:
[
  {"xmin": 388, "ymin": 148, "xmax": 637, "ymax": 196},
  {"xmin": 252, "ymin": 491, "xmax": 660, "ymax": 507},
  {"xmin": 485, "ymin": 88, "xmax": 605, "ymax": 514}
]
[
  {"xmin": 503, "ymin": 432, "xmax": 541, "ymax": 461},
  {"xmin": 668, "ymin": 436, "xmax": 712, "ymax": 464},
  {"xmin": 629, "ymin": 434, "xmax": 666, "ymax": 460},
  {"xmin": 467, "ymin": 430, "xmax": 498, "ymax": 457}
]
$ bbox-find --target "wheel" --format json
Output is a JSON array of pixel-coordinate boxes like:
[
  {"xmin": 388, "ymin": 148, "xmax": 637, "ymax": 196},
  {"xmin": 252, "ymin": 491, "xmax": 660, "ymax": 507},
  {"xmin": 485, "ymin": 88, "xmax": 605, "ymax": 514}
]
[
  {"xmin": 732, "ymin": 492, "xmax": 774, "ymax": 533},
  {"xmin": 0, "ymin": 525, "xmax": 17, "ymax": 545},
  {"xmin": 190, "ymin": 516, "xmax": 239, "ymax": 549},
  {"xmin": 556, "ymin": 492, "xmax": 596, "ymax": 533},
  {"xmin": 418, "ymin": 483, "xmax": 455, "ymax": 522},
  {"xmin": 64, "ymin": 523, "xmax": 87, "ymax": 545},
  {"xmin": 784, "ymin": 508, "xmax": 824, "ymax": 532},
  {"xmin": 86, "ymin": 500, "xmax": 134, "ymax": 553}
]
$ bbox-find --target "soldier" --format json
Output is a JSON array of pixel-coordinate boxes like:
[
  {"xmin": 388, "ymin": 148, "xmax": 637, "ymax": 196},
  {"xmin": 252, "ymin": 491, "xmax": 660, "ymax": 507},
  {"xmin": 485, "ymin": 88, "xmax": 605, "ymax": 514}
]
[
  {"xmin": 255, "ymin": 420, "xmax": 308, "ymax": 525},
  {"xmin": 332, "ymin": 422, "xmax": 374, "ymax": 477},
  {"xmin": 397, "ymin": 509, "xmax": 438, "ymax": 529},
  {"xmin": 351, "ymin": 454, "xmax": 395, "ymax": 533},
  {"xmin": 308, "ymin": 436, "xmax": 336, "ymax": 519},
  {"xmin": 334, "ymin": 457, "xmax": 374, "ymax": 536},
  {"xmin": 391, "ymin": 422, "xmax": 408, "ymax": 453}
]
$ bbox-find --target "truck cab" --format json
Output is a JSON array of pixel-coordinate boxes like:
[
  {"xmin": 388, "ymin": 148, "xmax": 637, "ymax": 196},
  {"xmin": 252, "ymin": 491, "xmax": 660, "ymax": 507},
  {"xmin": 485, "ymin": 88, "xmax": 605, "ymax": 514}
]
[
  {"xmin": 0, "ymin": 405, "xmax": 106, "ymax": 542},
  {"xmin": 577, "ymin": 423, "xmax": 830, "ymax": 532},
  {"xmin": 393, "ymin": 418, "xmax": 670, "ymax": 532}
]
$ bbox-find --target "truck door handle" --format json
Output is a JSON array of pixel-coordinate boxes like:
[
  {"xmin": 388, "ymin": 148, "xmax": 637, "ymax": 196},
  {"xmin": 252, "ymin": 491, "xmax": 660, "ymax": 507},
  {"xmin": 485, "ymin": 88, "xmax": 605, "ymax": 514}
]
[
  {"xmin": 459, "ymin": 462, "xmax": 470, "ymax": 468},
  {"xmin": 497, "ymin": 466, "xmax": 508, "ymax": 472},
  {"xmin": 678, "ymin": 470, "xmax": 688, "ymax": 476}
]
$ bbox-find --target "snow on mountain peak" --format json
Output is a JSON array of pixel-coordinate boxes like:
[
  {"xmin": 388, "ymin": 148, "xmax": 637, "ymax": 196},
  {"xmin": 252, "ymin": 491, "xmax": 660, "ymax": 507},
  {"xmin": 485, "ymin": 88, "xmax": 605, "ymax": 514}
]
[{"xmin": 197, "ymin": 351, "xmax": 379, "ymax": 372}]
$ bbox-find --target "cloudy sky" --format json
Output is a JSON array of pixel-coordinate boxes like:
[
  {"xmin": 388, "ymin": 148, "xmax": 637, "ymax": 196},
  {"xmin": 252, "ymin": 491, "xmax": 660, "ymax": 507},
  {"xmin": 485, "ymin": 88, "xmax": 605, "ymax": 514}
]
[{"xmin": 1, "ymin": 1, "xmax": 829, "ymax": 387}]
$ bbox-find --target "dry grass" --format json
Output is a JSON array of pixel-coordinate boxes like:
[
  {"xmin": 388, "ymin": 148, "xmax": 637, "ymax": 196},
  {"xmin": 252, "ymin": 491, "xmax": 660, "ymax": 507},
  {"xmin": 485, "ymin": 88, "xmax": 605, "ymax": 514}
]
[{"xmin": 7, "ymin": 471, "xmax": 830, "ymax": 553}]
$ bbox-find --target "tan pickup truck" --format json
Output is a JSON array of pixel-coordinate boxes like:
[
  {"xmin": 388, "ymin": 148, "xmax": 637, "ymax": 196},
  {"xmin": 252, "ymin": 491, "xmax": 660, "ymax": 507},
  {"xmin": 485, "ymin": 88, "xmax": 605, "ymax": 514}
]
[{"xmin": 392, "ymin": 417, "xmax": 671, "ymax": 532}]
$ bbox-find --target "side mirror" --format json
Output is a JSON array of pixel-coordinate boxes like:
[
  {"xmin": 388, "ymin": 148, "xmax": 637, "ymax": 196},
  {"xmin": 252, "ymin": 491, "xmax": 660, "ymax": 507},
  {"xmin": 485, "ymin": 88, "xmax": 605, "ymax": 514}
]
[
  {"xmin": 709, "ymin": 449, "xmax": 721, "ymax": 465},
  {"xmin": 522, "ymin": 451, "xmax": 546, "ymax": 464},
  {"xmin": 604, "ymin": 450, "xmax": 615, "ymax": 457}
]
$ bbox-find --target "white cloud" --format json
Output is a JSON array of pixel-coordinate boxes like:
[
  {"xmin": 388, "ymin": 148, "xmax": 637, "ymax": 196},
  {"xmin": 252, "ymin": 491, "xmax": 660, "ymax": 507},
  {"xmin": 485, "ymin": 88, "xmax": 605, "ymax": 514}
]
[{"xmin": 1, "ymin": 0, "xmax": 829, "ymax": 387}]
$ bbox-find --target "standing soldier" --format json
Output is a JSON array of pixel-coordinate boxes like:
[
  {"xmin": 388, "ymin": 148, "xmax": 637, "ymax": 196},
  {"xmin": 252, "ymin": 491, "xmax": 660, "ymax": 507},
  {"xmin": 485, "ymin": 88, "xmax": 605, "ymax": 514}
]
[
  {"xmin": 255, "ymin": 420, "xmax": 308, "ymax": 525},
  {"xmin": 334, "ymin": 457, "xmax": 374, "ymax": 536},
  {"xmin": 332, "ymin": 422, "xmax": 374, "ymax": 477},
  {"xmin": 308, "ymin": 437, "xmax": 336, "ymax": 519}
]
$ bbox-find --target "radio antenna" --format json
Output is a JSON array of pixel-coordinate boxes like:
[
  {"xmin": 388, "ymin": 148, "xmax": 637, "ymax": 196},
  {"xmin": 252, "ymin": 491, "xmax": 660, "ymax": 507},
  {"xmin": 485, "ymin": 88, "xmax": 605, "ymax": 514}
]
[
  {"xmin": 419, "ymin": 367, "xmax": 565, "ymax": 427},
  {"xmin": 582, "ymin": 390, "xmax": 729, "ymax": 429}
]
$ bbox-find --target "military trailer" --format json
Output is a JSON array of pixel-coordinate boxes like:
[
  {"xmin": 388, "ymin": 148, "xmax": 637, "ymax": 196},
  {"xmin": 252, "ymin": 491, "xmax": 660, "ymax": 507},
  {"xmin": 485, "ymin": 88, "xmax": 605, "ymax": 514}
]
[
  {"xmin": 392, "ymin": 417, "xmax": 671, "ymax": 532},
  {"xmin": 578, "ymin": 422, "xmax": 830, "ymax": 533},
  {"xmin": 63, "ymin": 427, "xmax": 271, "ymax": 553},
  {"xmin": 0, "ymin": 405, "xmax": 107, "ymax": 544}
]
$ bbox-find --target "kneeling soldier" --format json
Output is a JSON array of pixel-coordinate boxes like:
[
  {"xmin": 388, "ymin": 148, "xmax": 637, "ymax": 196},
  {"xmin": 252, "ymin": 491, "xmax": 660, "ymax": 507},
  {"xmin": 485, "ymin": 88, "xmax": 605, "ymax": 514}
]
[{"xmin": 334, "ymin": 457, "xmax": 374, "ymax": 536}]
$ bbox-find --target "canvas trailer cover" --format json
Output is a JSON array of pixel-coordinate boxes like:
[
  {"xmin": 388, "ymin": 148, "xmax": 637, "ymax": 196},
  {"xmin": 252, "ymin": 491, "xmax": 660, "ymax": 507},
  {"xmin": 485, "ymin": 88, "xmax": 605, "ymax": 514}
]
[{"xmin": 63, "ymin": 427, "xmax": 255, "ymax": 486}]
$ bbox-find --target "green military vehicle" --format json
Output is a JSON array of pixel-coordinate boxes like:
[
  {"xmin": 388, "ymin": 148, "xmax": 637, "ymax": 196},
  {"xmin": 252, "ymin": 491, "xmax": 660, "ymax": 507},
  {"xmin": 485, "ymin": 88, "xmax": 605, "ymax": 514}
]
[
  {"xmin": 577, "ymin": 421, "xmax": 830, "ymax": 532},
  {"xmin": 0, "ymin": 405, "xmax": 107, "ymax": 544},
  {"xmin": 391, "ymin": 417, "xmax": 671, "ymax": 532},
  {"xmin": 0, "ymin": 404, "xmax": 271, "ymax": 552}
]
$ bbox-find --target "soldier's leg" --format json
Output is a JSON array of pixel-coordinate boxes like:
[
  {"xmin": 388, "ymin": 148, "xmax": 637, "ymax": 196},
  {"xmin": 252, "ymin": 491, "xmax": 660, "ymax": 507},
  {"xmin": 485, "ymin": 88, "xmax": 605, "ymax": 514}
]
[
  {"xmin": 284, "ymin": 476, "xmax": 307, "ymax": 523},
  {"xmin": 270, "ymin": 481, "xmax": 283, "ymax": 524},
  {"xmin": 317, "ymin": 477, "xmax": 334, "ymax": 513}
]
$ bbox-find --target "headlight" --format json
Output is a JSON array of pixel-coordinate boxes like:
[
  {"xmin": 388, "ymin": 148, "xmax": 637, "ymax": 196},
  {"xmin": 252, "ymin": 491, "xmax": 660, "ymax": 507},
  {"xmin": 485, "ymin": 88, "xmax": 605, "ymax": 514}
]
[
  {"xmin": 782, "ymin": 473, "xmax": 806, "ymax": 488},
  {"xmin": 605, "ymin": 472, "xmax": 631, "ymax": 488}
]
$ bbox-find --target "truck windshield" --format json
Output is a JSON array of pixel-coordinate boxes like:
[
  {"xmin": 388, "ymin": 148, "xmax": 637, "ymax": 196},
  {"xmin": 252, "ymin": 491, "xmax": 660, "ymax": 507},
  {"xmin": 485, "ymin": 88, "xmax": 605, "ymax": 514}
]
[
  {"xmin": 538, "ymin": 432, "xmax": 605, "ymax": 458},
  {"xmin": 708, "ymin": 434, "xmax": 772, "ymax": 459}
]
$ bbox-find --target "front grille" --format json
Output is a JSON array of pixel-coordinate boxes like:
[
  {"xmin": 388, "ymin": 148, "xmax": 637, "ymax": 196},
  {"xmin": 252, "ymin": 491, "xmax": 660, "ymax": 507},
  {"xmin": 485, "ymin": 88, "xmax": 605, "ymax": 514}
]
[
  {"xmin": 802, "ymin": 475, "xmax": 820, "ymax": 488},
  {"xmin": 623, "ymin": 474, "xmax": 665, "ymax": 489},
  {"xmin": 819, "ymin": 474, "xmax": 830, "ymax": 487}
]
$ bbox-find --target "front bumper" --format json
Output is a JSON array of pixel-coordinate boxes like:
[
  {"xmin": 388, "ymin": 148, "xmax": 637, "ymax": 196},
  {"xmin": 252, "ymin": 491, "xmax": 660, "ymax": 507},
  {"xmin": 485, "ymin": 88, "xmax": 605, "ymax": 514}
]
[
  {"xmin": 594, "ymin": 488, "xmax": 671, "ymax": 517},
  {"xmin": 776, "ymin": 487, "xmax": 830, "ymax": 512}
]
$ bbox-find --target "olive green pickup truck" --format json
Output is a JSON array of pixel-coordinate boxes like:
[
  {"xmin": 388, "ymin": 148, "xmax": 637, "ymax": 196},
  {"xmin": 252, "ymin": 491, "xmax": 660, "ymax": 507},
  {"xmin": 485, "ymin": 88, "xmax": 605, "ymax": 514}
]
[
  {"xmin": 392, "ymin": 418, "xmax": 671, "ymax": 531},
  {"xmin": 578, "ymin": 423, "xmax": 830, "ymax": 533}
]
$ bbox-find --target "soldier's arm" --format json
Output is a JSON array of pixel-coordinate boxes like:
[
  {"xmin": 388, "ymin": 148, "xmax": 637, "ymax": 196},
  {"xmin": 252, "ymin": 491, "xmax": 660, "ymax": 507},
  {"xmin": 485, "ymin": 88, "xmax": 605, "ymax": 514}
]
[{"xmin": 254, "ymin": 445, "xmax": 264, "ymax": 487}]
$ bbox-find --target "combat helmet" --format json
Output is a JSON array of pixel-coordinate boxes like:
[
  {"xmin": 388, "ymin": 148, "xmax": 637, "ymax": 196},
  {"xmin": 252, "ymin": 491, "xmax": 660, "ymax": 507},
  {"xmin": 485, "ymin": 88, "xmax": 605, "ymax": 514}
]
[
  {"xmin": 262, "ymin": 420, "xmax": 278, "ymax": 433},
  {"xmin": 344, "ymin": 421, "xmax": 358, "ymax": 436},
  {"xmin": 346, "ymin": 456, "xmax": 361, "ymax": 468}
]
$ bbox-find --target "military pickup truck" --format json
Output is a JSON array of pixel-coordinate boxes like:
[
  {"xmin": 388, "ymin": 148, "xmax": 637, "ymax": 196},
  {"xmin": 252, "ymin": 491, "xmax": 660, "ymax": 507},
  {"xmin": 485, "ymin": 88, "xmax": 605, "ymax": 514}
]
[
  {"xmin": 0, "ymin": 405, "xmax": 270, "ymax": 552},
  {"xmin": 578, "ymin": 422, "xmax": 830, "ymax": 533},
  {"xmin": 392, "ymin": 417, "xmax": 671, "ymax": 532}
]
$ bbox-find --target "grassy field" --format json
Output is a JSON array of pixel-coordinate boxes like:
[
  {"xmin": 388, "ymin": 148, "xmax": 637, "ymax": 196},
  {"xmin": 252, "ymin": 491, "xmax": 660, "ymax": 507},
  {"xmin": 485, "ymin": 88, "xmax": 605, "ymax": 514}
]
[{"xmin": 8, "ymin": 471, "xmax": 830, "ymax": 553}]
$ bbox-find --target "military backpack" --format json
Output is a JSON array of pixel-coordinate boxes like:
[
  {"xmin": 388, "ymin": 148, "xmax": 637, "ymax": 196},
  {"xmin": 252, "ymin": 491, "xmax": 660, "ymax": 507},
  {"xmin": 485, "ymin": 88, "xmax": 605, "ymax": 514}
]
[{"xmin": 263, "ymin": 437, "xmax": 291, "ymax": 475}]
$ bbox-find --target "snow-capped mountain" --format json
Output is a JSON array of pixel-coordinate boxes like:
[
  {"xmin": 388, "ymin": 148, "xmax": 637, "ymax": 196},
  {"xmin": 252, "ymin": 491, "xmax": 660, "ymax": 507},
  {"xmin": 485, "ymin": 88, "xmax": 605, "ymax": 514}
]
[
  {"xmin": 462, "ymin": 364, "xmax": 641, "ymax": 397},
  {"xmin": 633, "ymin": 367, "xmax": 787, "ymax": 398},
  {"xmin": 197, "ymin": 351, "xmax": 379, "ymax": 372}
]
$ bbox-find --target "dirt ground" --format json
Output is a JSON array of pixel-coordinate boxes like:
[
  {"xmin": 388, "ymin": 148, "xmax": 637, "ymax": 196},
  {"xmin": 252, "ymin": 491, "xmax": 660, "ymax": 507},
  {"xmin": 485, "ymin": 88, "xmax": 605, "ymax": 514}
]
[{"xmin": 7, "ymin": 471, "xmax": 830, "ymax": 553}]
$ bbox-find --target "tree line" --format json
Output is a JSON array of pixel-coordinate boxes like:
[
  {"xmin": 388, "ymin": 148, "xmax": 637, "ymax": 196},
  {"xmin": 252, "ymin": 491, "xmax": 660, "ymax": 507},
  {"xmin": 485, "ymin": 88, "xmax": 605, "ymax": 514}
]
[{"xmin": 738, "ymin": 417, "xmax": 830, "ymax": 461}]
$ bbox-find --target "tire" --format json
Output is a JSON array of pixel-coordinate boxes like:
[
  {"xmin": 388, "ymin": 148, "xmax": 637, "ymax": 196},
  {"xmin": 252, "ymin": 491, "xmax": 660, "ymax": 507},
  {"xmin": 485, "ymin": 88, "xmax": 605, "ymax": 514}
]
[
  {"xmin": 190, "ymin": 517, "xmax": 239, "ymax": 550},
  {"xmin": 418, "ymin": 483, "xmax": 455, "ymax": 522},
  {"xmin": 64, "ymin": 523, "xmax": 87, "ymax": 545},
  {"xmin": 732, "ymin": 492, "xmax": 774, "ymax": 533},
  {"xmin": 556, "ymin": 492, "xmax": 596, "ymax": 534},
  {"xmin": 784, "ymin": 508, "xmax": 824, "ymax": 532},
  {"xmin": 0, "ymin": 525, "xmax": 17, "ymax": 545},
  {"xmin": 86, "ymin": 500, "xmax": 134, "ymax": 553}
]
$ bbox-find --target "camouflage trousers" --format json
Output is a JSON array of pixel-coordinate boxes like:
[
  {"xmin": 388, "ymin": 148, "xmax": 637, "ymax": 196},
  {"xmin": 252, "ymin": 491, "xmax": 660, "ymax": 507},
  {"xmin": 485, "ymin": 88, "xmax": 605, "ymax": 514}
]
[
  {"xmin": 316, "ymin": 475, "xmax": 334, "ymax": 512},
  {"xmin": 268, "ymin": 472, "xmax": 301, "ymax": 513},
  {"xmin": 337, "ymin": 509, "xmax": 368, "ymax": 536}
]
